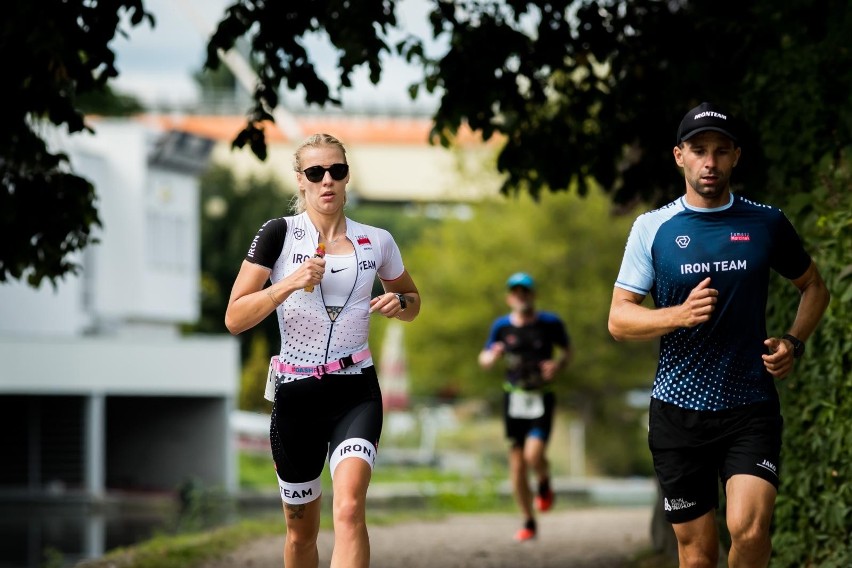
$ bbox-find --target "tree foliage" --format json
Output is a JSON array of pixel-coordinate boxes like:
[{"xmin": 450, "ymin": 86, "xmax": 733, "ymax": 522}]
[
  {"xmin": 768, "ymin": 148, "xmax": 852, "ymax": 568},
  {"xmin": 5, "ymin": 1, "xmax": 850, "ymax": 284},
  {"xmin": 192, "ymin": 165, "xmax": 292, "ymax": 361},
  {"xmin": 1, "ymin": 0, "xmax": 154, "ymax": 286},
  {"xmin": 403, "ymin": 187, "xmax": 656, "ymax": 398},
  {"xmin": 207, "ymin": 0, "xmax": 852, "ymax": 207},
  {"xmin": 401, "ymin": 186, "xmax": 658, "ymax": 475}
]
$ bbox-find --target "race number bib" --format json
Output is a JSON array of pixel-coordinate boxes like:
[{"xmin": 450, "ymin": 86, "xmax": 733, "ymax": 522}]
[{"xmin": 508, "ymin": 390, "xmax": 545, "ymax": 419}]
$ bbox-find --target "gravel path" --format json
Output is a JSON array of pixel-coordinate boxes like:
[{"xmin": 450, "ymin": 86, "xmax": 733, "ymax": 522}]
[{"xmin": 200, "ymin": 506, "xmax": 652, "ymax": 568}]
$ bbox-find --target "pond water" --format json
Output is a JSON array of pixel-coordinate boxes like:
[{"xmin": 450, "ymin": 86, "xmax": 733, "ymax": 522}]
[{"xmin": 0, "ymin": 494, "xmax": 280, "ymax": 568}]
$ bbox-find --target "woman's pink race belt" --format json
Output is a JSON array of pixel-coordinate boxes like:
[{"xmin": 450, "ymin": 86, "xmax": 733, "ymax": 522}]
[{"xmin": 270, "ymin": 348, "xmax": 371, "ymax": 378}]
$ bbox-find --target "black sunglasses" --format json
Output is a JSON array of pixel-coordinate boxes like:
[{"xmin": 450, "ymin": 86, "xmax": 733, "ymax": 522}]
[{"xmin": 301, "ymin": 163, "xmax": 349, "ymax": 183}]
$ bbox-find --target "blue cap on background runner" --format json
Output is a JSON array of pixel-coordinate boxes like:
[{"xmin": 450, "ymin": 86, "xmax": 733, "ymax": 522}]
[{"xmin": 506, "ymin": 272, "xmax": 534, "ymax": 290}]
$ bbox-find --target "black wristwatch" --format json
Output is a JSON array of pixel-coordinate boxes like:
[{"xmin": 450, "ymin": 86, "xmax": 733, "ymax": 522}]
[
  {"xmin": 395, "ymin": 293, "xmax": 407, "ymax": 311},
  {"xmin": 782, "ymin": 334, "xmax": 805, "ymax": 359}
]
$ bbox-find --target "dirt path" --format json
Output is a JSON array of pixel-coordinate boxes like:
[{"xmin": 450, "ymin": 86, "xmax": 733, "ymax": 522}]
[{"xmin": 201, "ymin": 506, "xmax": 652, "ymax": 568}]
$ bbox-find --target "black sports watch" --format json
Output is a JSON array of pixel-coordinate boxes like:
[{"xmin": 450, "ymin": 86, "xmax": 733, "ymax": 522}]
[
  {"xmin": 395, "ymin": 293, "xmax": 407, "ymax": 311},
  {"xmin": 782, "ymin": 334, "xmax": 805, "ymax": 359}
]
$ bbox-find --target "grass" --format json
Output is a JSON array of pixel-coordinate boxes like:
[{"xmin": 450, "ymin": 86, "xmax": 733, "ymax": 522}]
[
  {"xmin": 74, "ymin": 518, "xmax": 283, "ymax": 568},
  {"xmin": 75, "ymin": 443, "xmax": 518, "ymax": 568},
  {"xmin": 75, "ymin": 468, "xmax": 515, "ymax": 568},
  {"xmin": 75, "ymin": 411, "xmax": 654, "ymax": 567}
]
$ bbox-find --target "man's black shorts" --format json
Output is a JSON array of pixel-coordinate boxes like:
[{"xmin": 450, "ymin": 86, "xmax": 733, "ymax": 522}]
[{"xmin": 648, "ymin": 398, "xmax": 783, "ymax": 524}]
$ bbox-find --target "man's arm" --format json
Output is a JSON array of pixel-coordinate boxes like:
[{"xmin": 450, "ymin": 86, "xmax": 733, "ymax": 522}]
[
  {"xmin": 785, "ymin": 261, "xmax": 831, "ymax": 342},
  {"xmin": 607, "ymin": 277, "xmax": 719, "ymax": 341},
  {"xmin": 762, "ymin": 261, "xmax": 831, "ymax": 378},
  {"xmin": 556, "ymin": 344, "xmax": 573, "ymax": 370},
  {"xmin": 540, "ymin": 344, "xmax": 572, "ymax": 381}
]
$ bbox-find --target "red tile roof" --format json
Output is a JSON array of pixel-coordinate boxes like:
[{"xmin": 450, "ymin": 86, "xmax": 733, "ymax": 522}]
[{"xmin": 134, "ymin": 114, "xmax": 496, "ymax": 146}]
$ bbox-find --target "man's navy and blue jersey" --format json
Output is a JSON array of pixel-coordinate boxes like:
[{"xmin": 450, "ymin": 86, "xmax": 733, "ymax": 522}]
[
  {"xmin": 484, "ymin": 312, "xmax": 570, "ymax": 390},
  {"xmin": 615, "ymin": 194, "xmax": 811, "ymax": 411}
]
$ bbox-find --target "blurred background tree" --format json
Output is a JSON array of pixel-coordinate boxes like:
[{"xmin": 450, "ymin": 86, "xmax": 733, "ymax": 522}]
[
  {"xmin": 6, "ymin": 1, "xmax": 850, "ymax": 285},
  {"xmin": 190, "ymin": 165, "xmax": 288, "ymax": 356},
  {"xmin": 401, "ymin": 185, "xmax": 658, "ymax": 476},
  {"xmin": 207, "ymin": 0, "xmax": 851, "ymax": 207}
]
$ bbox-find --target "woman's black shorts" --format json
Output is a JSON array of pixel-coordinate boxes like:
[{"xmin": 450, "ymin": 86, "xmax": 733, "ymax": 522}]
[{"xmin": 270, "ymin": 366, "xmax": 383, "ymax": 505}]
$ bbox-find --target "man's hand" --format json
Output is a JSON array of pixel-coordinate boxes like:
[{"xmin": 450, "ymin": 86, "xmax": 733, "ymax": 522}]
[
  {"xmin": 478, "ymin": 342, "xmax": 505, "ymax": 369},
  {"xmin": 679, "ymin": 277, "xmax": 718, "ymax": 328},
  {"xmin": 762, "ymin": 337, "xmax": 796, "ymax": 379},
  {"xmin": 539, "ymin": 360, "xmax": 560, "ymax": 381}
]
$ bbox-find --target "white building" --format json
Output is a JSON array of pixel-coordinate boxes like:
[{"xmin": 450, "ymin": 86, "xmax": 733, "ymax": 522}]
[{"xmin": 0, "ymin": 119, "xmax": 240, "ymax": 500}]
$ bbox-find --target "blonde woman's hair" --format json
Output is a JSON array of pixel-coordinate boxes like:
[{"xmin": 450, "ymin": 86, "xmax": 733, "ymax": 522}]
[{"xmin": 290, "ymin": 133, "xmax": 348, "ymax": 213}]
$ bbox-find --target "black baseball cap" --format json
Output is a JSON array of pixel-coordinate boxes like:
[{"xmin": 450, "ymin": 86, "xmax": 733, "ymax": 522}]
[{"xmin": 676, "ymin": 102, "xmax": 738, "ymax": 145}]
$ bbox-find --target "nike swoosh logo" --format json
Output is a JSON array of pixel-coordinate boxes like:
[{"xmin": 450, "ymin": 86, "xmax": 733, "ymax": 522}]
[{"xmin": 330, "ymin": 267, "xmax": 348, "ymax": 274}]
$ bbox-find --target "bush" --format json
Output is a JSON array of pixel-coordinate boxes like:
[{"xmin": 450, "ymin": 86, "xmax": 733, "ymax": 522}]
[{"xmin": 769, "ymin": 149, "xmax": 852, "ymax": 567}]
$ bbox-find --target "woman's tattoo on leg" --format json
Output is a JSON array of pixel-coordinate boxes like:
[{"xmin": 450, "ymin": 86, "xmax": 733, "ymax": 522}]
[{"xmin": 286, "ymin": 503, "xmax": 306, "ymax": 519}]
